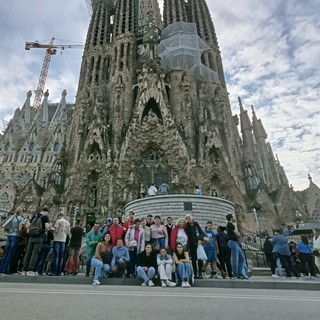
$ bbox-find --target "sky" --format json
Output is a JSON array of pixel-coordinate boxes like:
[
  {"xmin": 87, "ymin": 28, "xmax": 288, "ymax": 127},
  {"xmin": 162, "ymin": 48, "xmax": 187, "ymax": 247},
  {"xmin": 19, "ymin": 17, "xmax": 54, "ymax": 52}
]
[{"xmin": 0, "ymin": 0, "xmax": 319, "ymax": 191}]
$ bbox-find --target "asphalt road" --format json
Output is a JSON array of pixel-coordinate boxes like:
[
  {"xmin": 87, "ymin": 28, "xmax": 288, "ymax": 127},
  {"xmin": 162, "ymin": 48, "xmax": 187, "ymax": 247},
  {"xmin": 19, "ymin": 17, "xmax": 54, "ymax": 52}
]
[{"xmin": 0, "ymin": 283, "xmax": 318, "ymax": 320}]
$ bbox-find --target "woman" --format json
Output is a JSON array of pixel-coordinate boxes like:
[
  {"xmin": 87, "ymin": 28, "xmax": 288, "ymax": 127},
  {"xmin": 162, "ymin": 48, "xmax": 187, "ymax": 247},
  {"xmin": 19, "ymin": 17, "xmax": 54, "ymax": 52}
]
[
  {"xmin": 297, "ymin": 236, "xmax": 315, "ymax": 277},
  {"xmin": 272, "ymin": 230, "xmax": 299, "ymax": 278},
  {"xmin": 136, "ymin": 244, "xmax": 157, "ymax": 286},
  {"xmin": 125, "ymin": 218, "xmax": 145, "ymax": 277},
  {"xmin": 157, "ymin": 247, "xmax": 176, "ymax": 287},
  {"xmin": 91, "ymin": 233, "xmax": 113, "ymax": 285},
  {"xmin": 173, "ymin": 243, "xmax": 193, "ymax": 287},
  {"xmin": 313, "ymin": 228, "xmax": 320, "ymax": 274},
  {"xmin": 150, "ymin": 215, "xmax": 168, "ymax": 249},
  {"xmin": 185, "ymin": 214, "xmax": 206, "ymax": 279},
  {"xmin": 170, "ymin": 218, "xmax": 188, "ymax": 251},
  {"xmin": 141, "ymin": 218, "xmax": 151, "ymax": 246},
  {"xmin": 202, "ymin": 221, "xmax": 221, "ymax": 279}
]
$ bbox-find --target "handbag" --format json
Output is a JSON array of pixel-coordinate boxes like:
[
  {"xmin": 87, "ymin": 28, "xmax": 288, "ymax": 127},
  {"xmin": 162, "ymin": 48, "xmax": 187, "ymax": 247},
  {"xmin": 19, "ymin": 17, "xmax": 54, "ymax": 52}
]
[
  {"xmin": 197, "ymin": 244, "xmax": 208, "ymax": 261},
  {"xmin": 102, "ymin": 251, "xmax": 113, "ymax": 264}
]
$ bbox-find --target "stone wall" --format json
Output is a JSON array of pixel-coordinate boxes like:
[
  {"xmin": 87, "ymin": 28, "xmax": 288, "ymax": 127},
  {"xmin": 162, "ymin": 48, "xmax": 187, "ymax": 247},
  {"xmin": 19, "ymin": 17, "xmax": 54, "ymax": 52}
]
[{"xmin": 124, "ymin": 194, "xmax": 235, "ymax": 228}]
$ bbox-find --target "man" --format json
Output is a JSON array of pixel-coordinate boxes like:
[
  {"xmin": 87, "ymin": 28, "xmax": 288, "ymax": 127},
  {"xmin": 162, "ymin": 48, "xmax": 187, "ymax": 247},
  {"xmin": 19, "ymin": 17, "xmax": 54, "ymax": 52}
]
[
  {"xmin": 123, "ymin": 211, "xmax": 135, "ymax": 232},
  {"xmin": 109, "ymin": 217, "xmax": 125, "ymax": 247},
  {"xmin": 100, "ymin": 217, "xmax": 113, "ymax": 236},
  {"xmin": 148, "ymin": 183, "xmax": 157, "ymax": 196},
  {"xmin": 64, "ymin": 219, "xmax": 83, "ymax": 275},
  {"xmin": 194, "ymin": 186, "xmax": 202, "ymax": 195},
  {"xmin": 85, "ymin": 223, "xmax": 103, "ymax": 277},
  {"xmin": 165, "ymin": 217, "xmax": 174, "ymax": 246},
  {"xmin": 0, "ymin": 208, "xmax": 24, "ymax": 274},
  {"xmin": 50, "ymin": 213, "xmax": 70, "ymax": 276},
  {"xmin": 146, "ymin": 214, "xmax": 154, "ymax": 227},
  {"xmin": 225, "ymin": 213, "xmax": 248, "ymax": 280},
  {"xmin": 159, "ymin": 182, "xmax": 170, "ymax": 195},
  {"xmin": 23, "ymin": 207, "xmax": 50, "ymax": 276}
]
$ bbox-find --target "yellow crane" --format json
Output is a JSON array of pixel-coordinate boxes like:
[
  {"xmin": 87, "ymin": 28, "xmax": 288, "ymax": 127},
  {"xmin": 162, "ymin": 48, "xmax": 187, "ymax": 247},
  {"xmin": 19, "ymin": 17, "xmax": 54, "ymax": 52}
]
[{"xmin": 25, "ymin": 37, "xmax": 84, "ymax": 109}]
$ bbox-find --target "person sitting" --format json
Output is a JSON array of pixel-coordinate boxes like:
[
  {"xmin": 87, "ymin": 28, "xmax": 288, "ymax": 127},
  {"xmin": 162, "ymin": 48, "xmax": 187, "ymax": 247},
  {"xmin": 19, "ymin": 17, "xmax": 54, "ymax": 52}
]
[
  {"xmin": 157, "ymin": 247, "xmax": 176, "ymax": 287},
  {"xmin": 91, "ymin": 233, "xmax": 113, "ymax": 285},
  {"xmin": 111, "ymin": 239, "xmax": 130, "ymax": 278},
  {"xmin": 136, "ymin": 244, "xmax": 157, "ymax": 286},
  {"xmin": 173, "ymin": 243, "xmax": 193, "ymax": 288}
]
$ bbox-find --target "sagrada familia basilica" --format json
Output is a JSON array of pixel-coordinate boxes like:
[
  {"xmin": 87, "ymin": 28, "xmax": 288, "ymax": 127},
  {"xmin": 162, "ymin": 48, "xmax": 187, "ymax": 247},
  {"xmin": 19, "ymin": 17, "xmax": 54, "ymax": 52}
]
[{"xmin": 0, "ymin": 0, "xmax": 319, "ymax": 230}]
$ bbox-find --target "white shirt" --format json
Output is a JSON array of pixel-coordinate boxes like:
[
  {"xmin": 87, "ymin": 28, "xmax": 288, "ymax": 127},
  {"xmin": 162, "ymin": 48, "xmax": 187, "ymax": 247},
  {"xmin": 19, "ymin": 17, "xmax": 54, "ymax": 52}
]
[
  {"xmin": 313, "ymin": 235, "xmax": 320, "ymax": 250},
  {"xmin": 54, "ymin": 218, "xmax": 70, "ymax": 242},
  {"xmin": 148, "ymin": 185, "xmax": 158, "ymax": 196}
]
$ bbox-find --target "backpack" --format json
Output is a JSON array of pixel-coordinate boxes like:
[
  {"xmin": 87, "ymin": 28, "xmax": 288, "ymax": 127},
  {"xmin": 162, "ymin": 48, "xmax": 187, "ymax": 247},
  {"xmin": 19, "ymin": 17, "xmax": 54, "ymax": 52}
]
[{"xmin": 28, "ymin": 216, "xmax": 43, "ymax": 236}]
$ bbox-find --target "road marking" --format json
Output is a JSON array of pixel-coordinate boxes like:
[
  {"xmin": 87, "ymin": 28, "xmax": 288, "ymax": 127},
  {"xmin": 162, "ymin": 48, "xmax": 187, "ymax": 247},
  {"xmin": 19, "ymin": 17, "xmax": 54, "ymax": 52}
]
[{"xmin": 0, "ymin": 288, "xmax": 319, "ymax": 302}]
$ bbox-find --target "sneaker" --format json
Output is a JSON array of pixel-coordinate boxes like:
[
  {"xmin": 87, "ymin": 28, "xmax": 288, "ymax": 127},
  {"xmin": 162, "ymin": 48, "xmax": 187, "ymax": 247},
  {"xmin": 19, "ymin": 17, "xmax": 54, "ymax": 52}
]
[
  {"xmin": 26, "ymin": 271, "xmax": 35, "ymax": 276},
  {"xmin": 184, "ymin": 281, "xmax": 191, "ymax": 288},
  {"xmin": 213, "ymin": 274, "xmax": 222, "ymax": 279},
  {"xmin": 34, "ymin": 272, "xmax": 39, "ymax": 276},
  {"xmin": 181, "ymin": 281, "xmax": 188, "ymax": 288},
  {"xmin": 141, "ymin": 281, "xmax": 148, "ymax": 286},
  {"xmin": 166, "ymin": 280, "xmax": 176, "ymax": 287},
  {"xmin": 272, "ymin": 274, "xmax": 280, "ymax": 278},
  {"xmin": 148, "ymin": 280, "xmax": 155, "ymax": 287},
  {"xmin": 161, "ymin": 280, "xmax": 167, "ymax": 287},
  {"xmin": 92, "ymin": 280, "xmax": 100, "ymax": 286},
  {"xmin": 231, "ymin": 277, "xmax": 237, "ymax": 280}
]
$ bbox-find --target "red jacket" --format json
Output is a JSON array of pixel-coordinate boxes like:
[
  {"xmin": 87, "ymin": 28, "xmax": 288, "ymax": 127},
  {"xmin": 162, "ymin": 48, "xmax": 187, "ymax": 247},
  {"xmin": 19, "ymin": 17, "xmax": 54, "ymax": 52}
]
[
  {"xmin": 170, "ymin": 226, "xmax": 188, "ymax": 250},
  {"xmin": 109, "ymin": 224, "xmax": 125, "ymax": 247}
]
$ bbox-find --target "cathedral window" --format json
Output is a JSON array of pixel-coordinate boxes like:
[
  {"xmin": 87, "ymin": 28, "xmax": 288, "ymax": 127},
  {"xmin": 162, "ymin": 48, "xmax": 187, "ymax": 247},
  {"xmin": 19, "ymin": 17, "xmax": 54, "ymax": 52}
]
[
  {"xmin": 15, "ymin": 171, "xmax": 32, "ymax": 189},
  {"xmin": 29, "ymin": 143, "xmax": 35, "ymax": 152},
  {"xmin": 54, "ymin": 142, "xmax": 61, "ymax": 152},
  {"xmin": 4, "ymin": 143, "xmax": 10, "ymax": 151},
  {"xmin": 0, "ymin": 171, "xmax": 6, "ymax": 187}
]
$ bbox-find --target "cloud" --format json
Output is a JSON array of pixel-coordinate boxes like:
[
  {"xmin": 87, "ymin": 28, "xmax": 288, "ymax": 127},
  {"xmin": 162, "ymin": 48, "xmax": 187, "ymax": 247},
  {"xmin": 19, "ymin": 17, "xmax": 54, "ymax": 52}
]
[{"xmin": 0, "ymin": 0, "xmax": 319, "ymax": 191}]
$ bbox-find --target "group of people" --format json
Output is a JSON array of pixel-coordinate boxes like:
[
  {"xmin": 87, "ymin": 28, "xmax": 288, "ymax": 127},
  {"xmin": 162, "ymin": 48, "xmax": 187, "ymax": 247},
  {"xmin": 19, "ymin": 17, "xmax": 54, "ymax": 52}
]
[
  {"xmin": 83, "ymin": 211, "xmax": 254, "ymax": 286},
  {"xmin": 0, "ymin": 207, "xmax": 76, "ymax": 277},
  {"xmin": 263, "ymin": 228, "xmax": 320, "ymax": 278}
]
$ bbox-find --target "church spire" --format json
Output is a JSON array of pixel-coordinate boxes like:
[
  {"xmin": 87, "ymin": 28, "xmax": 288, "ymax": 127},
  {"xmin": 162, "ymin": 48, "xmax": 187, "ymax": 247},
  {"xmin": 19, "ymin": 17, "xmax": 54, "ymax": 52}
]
[
  {"xmin": 138, "ymin": 0, "xmax": 162, "ymax": 30},
  {"xmin": 163, "ymin": 0, "xmax": 188, "ymax": 27}
]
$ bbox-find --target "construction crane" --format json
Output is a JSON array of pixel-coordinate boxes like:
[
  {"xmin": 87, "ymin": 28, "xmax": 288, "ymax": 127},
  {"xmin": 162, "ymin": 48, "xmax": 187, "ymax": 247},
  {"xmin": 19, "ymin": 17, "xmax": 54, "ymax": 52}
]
[{"xmin": 25, "ymin": 37, "xmax": 84, "ymax": 109}]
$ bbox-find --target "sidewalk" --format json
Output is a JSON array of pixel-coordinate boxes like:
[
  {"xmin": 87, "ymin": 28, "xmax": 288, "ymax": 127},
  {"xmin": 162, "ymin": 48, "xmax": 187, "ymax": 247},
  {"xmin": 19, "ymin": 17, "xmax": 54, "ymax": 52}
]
[{"xmin": 1, "ymin": 272, "xmax": 319, "ymax": 291}]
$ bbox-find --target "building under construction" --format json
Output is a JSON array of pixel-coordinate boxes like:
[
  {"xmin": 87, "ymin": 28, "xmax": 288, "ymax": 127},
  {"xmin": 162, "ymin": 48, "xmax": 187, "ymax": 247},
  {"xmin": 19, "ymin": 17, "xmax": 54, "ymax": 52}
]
[{"xmin": 0, "ymin": 0, "xmax": 319, "ymax": 231}]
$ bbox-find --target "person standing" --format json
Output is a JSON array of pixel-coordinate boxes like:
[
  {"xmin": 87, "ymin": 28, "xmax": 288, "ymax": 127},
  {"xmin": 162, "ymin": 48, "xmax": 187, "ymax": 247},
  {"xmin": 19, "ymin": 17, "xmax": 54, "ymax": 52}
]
[
  {"xmin": 85, "ymin": 223, "xmax": 103, "ymax": 277},
  {"xmin": 297, "ymin": 235, "xmax": 315, "ymax": 277},
  {"xmin": 194, "ymin": 186, "xmax": 202, "ymax": 195},
  {"xmin": 159, "ymin": 182, "xmax": 170, "ymax": 195},
  {"xmin": 225, "ymin": 213, "xmax": 248, "ymax": 280},
  {"xmin": 185, "ymin": 214, "xmax": 206, "ymax": 279},
  {"xmin": 0, "ymin": 208, "xmax": 25, "ymax": 274},
  {"xmin": 109, "ymin": 217, "xmax": 125, "ymax": 247},
  {"xmin": 150, "ymin": 215, "xmax": 168, "ymax": 249},
  {"xmin": 165, "ymin": 217, "xmax": 174, "ymax": 246},
  {"xmin": 272, "ymin": 230, "xmax": 299, "ymax": 278},
  {"xmin": 216, "ymin": 226, "xmax": 232, "ymax": 278},
  {"xmin": 64, "ymin": 219, "xmax": 83, "ymax": 275},
  {"xmin": 50, "ymin": 213, "xmax": 70, "ymax": 276},
  {"xmin": 148, "ymin": 183, "xmax": 158, "ymax": 196},
  {"xmin": 313, "ymin": 228, "xmax": 320, "ymax": 274},
  {"xmin": 23, "ymin": 207, "xmax": 50, "ymax": 276},
  {"xmin": 123, "ymin": 211, "xmax": 135, "ymax": 232}
]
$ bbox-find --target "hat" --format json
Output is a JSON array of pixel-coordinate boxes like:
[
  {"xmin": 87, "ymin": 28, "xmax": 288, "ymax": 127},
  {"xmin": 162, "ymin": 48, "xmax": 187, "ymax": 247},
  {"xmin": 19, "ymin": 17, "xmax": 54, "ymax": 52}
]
[{"xmin": 106, "ymin": 217, "xmax": 113, "ymax": 222}]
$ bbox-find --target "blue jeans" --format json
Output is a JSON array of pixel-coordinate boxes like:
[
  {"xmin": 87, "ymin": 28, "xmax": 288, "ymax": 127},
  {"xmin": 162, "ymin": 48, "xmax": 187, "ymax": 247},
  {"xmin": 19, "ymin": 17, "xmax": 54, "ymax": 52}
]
[
  {"xmin": 0, "ymin": 235, "xmax": 20, "ymax": 273},
  {"xmin": 36, "ymin": 243, "xmax": 51, "ymax": 274},
  {"xmin": 51, "ymin": 241, "xmax": 66, "ymax": 275},
  {"xmin": 176, "ymin": 262, "xmax": 193, "ymax": 281},
  {"xmin": 151, "ymin": 237, "xmax": 165, "ymax": 249},
  {"xmin": 91, "ymin": 256, "xmax": 111, "ymax": 281},
  {"xmin": 228, "ymin": 240, "xmax": 247, "ymax": 278},
  {"xmin": 136, "ymin": 266, "xmax": 156, "ymax": 283}
]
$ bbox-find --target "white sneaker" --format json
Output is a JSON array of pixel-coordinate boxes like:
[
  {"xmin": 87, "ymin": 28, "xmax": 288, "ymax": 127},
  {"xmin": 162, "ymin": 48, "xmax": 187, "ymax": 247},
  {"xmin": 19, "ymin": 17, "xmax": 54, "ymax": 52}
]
[
  {"xmin": 34, "ymin": 272, "xmax": 39, "ymax": 277},
  {"xmin": 161, "ymin": 280, "xmax": 167, "ymax": 287},
  {"xmin": 213, "ymin": 274, "xmax": 222, "ymax": 279},
  {"xmin": 92, "ymin": 280, "xmax": 100, "ymax": 285},
  {"xmin": 166, "ymin": 280, "xmax": 176, "ymax": 287},
  {"xmin": 26, "ymin": 271, "xmax": 35, "ymax": 276},
  {"xmin": 184, "ymin": 281, "xmax": 191, "ymax": 288},
  {"xmin": 148, "ymin": 280, "xmax": 155, "ymax": 287},
  {"xmin": 181, "ymin": 281, "xmax": 187, "ymax": 288},
  {"xmin": 271, "ymin": 274, "xmax": 280, "ymax": 278},
  {"xmin": 141, "ymin": 281, "xmax": 148, "ymax": 286}
]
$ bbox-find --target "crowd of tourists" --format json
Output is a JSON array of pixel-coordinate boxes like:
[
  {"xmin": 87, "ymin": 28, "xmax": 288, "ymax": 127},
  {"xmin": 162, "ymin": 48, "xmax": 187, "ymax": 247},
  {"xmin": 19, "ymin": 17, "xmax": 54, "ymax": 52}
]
[{"xmin": 1, "ymin": 207, "xmax": 319, "ymax": 287}]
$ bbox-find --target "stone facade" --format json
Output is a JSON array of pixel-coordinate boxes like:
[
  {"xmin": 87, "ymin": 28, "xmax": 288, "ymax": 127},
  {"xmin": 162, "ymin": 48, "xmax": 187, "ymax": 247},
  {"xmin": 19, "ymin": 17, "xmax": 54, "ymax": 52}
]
[{"xmin": 0, "ymin": 0, "xmax": 317, "ymax": 232}]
